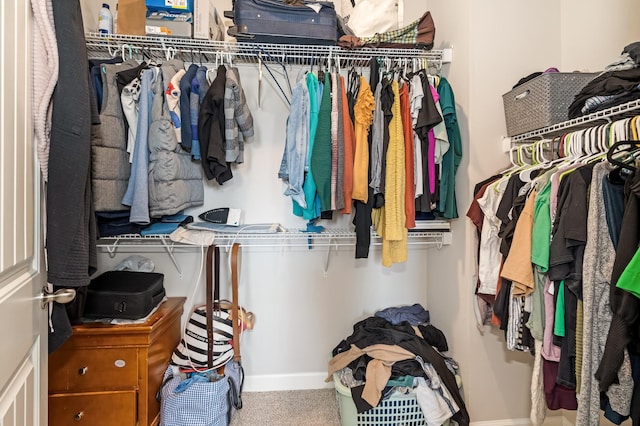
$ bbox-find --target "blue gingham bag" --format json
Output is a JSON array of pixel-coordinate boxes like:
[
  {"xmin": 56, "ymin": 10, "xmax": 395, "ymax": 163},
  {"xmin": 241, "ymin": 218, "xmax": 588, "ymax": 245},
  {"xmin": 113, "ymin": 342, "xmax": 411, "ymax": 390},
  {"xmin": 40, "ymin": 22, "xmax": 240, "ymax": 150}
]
[
  {"xmin": 159, "ymin": 365, "xmax": 231, "ymax": 426},
  {"xmin": 159, "ymin": 357, "xmax": 244, "ymax": 425}
]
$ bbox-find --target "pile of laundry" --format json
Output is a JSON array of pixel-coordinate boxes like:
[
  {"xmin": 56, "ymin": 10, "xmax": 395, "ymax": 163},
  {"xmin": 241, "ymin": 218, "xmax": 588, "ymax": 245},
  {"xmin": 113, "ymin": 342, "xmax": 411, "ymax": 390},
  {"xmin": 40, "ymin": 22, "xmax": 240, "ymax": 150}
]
[{"xmin": 327, "ymin": 304, "xmax": 470, "ymax": 426}]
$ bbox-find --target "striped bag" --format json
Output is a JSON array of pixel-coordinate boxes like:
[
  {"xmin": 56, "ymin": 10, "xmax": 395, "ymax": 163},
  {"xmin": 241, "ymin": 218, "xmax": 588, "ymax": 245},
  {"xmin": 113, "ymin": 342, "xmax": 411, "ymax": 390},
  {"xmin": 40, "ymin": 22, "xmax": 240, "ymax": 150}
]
[{"xmin": 171, "ymin": 245, "xmax": 235, "ymax": 370}]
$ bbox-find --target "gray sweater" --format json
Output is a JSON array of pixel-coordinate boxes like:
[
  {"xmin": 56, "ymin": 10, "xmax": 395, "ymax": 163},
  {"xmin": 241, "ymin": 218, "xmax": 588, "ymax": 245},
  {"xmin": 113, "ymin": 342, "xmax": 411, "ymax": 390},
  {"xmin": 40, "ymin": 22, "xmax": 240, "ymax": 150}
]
[{"xmin": 577, "ymin": 162, "xmax": 632, "ymax": 424}]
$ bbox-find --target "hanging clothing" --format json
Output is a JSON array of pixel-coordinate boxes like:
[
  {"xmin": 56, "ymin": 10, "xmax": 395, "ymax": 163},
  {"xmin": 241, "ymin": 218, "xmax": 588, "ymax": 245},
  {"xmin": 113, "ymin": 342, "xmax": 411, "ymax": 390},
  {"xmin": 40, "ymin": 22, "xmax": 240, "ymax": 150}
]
[
  {"xmin": 165, "ymin": 68, "xmax": 186, "ymax": 144},
  {"xmin": 596, "ymin": 169, "xmax": 640, "ymax": 393},
  {"xmin": 311, "ymin": 72, "xmax": 333, "ymax": 212},
  {"xmin": 148, "ymin": 66, "xmax": 204, "ymax": 217},
  {"xmin": 121, "ymin": 67, "xmax": 157, "ymax": 225},
  {"xmin": 198, "ymin": 64, "xmax": 231, "ymax": 184},
  {"xmin": 352, "ymin": 59, "xmax": 379, "ymax": 259},
  {"xmin": 47, "ymin": 0, "xmax": 97, "ymax": 352},
  {"xmin": 340, "ymin": 76, "xmax": 356, "ymax": 215},
  {"xmin": 372, "ymin": 80, "xmax": 407, "ymax": 267},
  {"xmin": 414, "ymin": 72, "xmax": 442, "ymax": 213},
  {"xmin": 549, "ymin": 163, "xmax": 595, "ymax": 389},
  {"xmin": 399, "ymin": 81, "xmax": 416, "ymax": 229},
  {"xmin": 436, "ymin": 77, "xmax": 462, "ymax": 219},
  {"xmin": 501, "ymin": 188, "xmax": 537, "ymax": 296},
  {"xmin": 352, "ymin": 76, "xmax": 375, "ymax": 203},
  {"xmin": 410, "ymin": 74, "xmax": 425, "ymax": 199},
  {"xmin": 32, "ymin": 0, "xmax": 59, "ymax": 182},
  {"xmin": 336, "ymin": 74, "xmax": 346, "ymax": 211},
  {"xmin": 279, "ymin": 72, "xmax": 310, "ymax": 209},
  {"xmin": 477, "ymin": 178, "xmax": 507, "ymax": 296},
  {"xmin": 224, "ymin": 66, "xmax": 254, "ymax": 164},
  {"xmin": 375, "ymin": 78, "xmax": 395, "ymax": 208},
  {"xmin": 578, "ymin": 162, "xmax": 633, "ymax": 426},
  {"xmin": 179, "ymin": 63, "xmax": 199, "ymax": 152},
  {"xmin": 121, "ymin": 75, "xmax": 142, "ymax": 164},
  {"xmin": 92, "ymin": 60, "xmax": 138, "ymax": 212},
  {"xmin": 189, "ymin": 65, "xmax": 209, "ymax": 160},
  {"xmin": 369, "ymin": 81, "xmax": 384, "ymax": 198},
  {"xmin": 293, "ymin": 72, "xmax": 321, "ymax": 220}
]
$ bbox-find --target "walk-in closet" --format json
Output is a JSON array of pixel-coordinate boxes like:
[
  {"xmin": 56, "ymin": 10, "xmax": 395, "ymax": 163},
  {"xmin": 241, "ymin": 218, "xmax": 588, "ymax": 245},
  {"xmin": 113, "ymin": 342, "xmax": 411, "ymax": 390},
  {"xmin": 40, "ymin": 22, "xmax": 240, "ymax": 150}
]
[{"xmin": 1, "ymin": 0, "xmax": 639, "ymax": 425}]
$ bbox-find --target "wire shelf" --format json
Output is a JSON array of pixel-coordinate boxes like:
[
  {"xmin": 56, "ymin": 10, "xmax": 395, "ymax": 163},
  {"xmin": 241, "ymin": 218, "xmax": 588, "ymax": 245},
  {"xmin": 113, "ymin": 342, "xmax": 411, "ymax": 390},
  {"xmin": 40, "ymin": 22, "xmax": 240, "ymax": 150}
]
[
  {"xmin": 96, "ymin": 227, "xmax": 452, "ymax": 249},
  {"xmin": 85, "ymin": 32, "xmax": 444, "ymax": 68},
  {"xmin": 511, "ymin": 99, "xmax": 640, "ymax": 142},
  {"xmin": 95, "ymin": 228, "xmax": 451, "ymax": 276}
]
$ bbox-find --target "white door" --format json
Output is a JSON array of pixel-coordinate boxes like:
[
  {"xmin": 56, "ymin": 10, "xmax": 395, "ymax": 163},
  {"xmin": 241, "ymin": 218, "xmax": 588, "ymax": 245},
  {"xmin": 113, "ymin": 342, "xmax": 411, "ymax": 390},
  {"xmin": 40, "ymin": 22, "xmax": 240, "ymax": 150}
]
[{"xmin": 0, "ymin": 1, "xmax": 46, "ymax": 425}]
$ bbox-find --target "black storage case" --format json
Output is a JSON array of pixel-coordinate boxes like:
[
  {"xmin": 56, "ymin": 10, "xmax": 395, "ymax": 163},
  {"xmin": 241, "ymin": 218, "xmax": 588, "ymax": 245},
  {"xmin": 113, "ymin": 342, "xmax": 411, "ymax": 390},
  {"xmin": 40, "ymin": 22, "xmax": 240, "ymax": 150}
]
[{"xmin": 84, "ymin": 271, "xmax": 166, "ymax": 320}]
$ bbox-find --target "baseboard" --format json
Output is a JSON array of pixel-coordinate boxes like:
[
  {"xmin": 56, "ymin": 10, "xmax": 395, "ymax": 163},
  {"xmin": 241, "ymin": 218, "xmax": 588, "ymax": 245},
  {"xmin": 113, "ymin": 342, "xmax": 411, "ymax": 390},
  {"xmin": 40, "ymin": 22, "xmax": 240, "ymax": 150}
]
[
  {"xmin": 243, "ymin": 372, "xmax": 335, "ymax": 392},
  {"xmin": 470, "ymin": 416, "xmax": 566, "ymax": 426}
]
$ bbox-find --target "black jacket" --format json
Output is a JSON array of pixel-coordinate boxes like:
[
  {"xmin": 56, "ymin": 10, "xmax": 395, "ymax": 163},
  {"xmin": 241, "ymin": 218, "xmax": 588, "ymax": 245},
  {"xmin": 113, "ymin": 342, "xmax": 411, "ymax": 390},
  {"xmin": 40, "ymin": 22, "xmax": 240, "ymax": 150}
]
[{"xmin": 198, "ymin": 65, "xmax": 231, "ymax": 184}]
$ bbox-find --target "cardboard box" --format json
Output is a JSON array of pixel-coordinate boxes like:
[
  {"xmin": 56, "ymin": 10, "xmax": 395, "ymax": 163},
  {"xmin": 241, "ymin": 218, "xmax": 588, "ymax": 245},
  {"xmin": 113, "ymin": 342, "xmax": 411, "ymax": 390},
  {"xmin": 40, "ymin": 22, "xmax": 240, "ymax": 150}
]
[
  {"xmin": 194, "ymin": 0, "xmax": 225, "ymax": 40},
  {"xmin": 145, "ymin": 18, "xmax": 193, "ymax": 37},
  {"xmin": 117, "ymin": 0, "xmax": 147, "ymax": 35}
]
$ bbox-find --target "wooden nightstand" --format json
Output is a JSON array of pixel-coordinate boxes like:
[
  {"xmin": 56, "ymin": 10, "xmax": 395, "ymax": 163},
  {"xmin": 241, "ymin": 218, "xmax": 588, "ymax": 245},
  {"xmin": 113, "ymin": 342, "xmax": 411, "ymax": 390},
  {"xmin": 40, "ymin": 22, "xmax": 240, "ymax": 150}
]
[{"xmin": 48, "ymin": 297, "xmax": 186, "ymax": 426}]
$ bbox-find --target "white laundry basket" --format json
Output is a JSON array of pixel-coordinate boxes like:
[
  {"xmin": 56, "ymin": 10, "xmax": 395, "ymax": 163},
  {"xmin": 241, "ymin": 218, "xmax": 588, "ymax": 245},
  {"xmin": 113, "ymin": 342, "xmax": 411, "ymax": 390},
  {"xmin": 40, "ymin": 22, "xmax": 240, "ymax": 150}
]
[{"xmin": 334, "ymin": 373, "xmax": 427, "ymax": 426}]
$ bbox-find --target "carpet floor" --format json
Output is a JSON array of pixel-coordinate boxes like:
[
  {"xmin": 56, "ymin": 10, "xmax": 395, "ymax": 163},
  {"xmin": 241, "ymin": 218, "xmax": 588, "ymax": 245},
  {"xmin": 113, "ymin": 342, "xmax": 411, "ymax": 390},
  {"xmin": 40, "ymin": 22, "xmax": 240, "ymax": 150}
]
[{"xmin": 230, "ymin": 389, "xmax": 341, "ymax": 426}]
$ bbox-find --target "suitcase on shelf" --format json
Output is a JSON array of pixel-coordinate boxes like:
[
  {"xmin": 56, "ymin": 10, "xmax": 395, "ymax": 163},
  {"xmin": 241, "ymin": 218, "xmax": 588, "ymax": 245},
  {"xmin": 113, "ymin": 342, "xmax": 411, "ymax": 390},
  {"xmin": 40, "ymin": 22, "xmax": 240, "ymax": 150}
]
[
  {"xmin": 226, "ymin": 0, "xmax": 337, "ymax": 45},
  {"xmin": 83, "ymin": 271, "xmax": 166, "ymax": 320}
]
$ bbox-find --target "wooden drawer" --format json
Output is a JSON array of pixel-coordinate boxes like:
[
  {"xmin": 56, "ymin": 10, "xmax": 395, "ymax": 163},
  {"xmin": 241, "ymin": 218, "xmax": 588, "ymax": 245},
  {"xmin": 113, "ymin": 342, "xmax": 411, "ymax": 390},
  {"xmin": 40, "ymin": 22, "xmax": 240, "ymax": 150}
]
[
  {"xmin": 49, "ymin": 348, "xmax": 138, "ymax": 392},
  {"xmin": 49, "ymin": 390, "xmax": 137, "ymax": 426}
]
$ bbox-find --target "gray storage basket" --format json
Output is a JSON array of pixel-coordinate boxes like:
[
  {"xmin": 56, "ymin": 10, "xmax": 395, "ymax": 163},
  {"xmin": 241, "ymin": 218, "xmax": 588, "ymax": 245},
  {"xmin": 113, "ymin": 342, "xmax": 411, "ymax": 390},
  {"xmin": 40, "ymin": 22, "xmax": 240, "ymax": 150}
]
[{"xmin": 502, "ymin": 72, "xmax": 597, "ymax": 136}]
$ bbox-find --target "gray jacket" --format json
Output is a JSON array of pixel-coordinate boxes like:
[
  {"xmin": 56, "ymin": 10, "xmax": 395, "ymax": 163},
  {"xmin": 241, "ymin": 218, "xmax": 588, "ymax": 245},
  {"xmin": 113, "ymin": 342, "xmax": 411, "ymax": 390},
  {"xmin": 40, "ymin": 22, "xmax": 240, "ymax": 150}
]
[
  {"xmin": 148, "ymin": 62, "xmax": 204, "ymax": 217},
  {"xmin": 92, "ymin": 60, "xmax": 139, "ymax": 212}
]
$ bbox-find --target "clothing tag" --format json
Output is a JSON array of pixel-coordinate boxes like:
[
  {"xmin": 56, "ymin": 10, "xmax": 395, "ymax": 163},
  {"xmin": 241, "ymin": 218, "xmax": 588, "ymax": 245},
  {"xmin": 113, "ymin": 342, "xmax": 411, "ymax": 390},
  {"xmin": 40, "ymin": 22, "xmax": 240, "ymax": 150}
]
[{"xmin": 306, "ymin": 3, "xmax": 322, "ymax": 13}]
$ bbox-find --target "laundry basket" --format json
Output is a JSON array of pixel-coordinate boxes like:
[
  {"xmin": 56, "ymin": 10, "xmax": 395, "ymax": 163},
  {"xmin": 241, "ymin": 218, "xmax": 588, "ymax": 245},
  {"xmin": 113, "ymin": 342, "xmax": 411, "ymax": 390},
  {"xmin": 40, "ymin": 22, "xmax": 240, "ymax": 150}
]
[{"xmin": 334, "ymin": 373, "xmax": 426, "ymax": 426}]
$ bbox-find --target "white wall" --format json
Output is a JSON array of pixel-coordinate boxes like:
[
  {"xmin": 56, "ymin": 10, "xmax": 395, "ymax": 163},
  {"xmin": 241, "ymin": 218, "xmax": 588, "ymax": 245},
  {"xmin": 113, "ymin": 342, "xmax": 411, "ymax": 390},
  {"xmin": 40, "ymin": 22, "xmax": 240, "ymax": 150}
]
[{"xmin": 80, "ymin": 0, "xmax": 640, "ymax": 421}]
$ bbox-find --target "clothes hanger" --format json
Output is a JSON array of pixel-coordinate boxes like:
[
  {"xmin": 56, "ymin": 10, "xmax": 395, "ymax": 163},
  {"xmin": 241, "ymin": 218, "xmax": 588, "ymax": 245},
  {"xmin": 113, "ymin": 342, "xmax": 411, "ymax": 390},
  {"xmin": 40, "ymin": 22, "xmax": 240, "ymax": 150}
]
[
  {"xmin": 607, "ymin": 140, "xmax": 640, "ymax": 172},
  {"xmin": 251, "ymin": 46, "xmax": 292, "ymax": 106}
]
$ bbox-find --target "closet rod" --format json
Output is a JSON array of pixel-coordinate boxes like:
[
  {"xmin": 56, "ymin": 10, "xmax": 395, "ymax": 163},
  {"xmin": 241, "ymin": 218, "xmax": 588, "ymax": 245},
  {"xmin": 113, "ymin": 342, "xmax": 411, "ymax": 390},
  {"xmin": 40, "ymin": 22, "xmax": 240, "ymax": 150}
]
[{"xmin": 85, "ymin": 32, "xmax": 446, "ymax": 67}]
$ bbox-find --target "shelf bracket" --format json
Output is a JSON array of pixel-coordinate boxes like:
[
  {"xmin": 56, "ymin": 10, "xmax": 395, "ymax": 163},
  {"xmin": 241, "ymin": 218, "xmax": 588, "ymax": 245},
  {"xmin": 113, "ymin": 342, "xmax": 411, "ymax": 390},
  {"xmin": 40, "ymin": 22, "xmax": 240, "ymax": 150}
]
[
  {"xmin": 159, "ymin": 238, "xmax": 183, "ymax": 278},
  {"xmin": 104, "ymin": 237, "xmax": 121, "ymax": 258},
  {"xmin": 323, "ymin": 238, "xmax": 337, "ymax": 277}
]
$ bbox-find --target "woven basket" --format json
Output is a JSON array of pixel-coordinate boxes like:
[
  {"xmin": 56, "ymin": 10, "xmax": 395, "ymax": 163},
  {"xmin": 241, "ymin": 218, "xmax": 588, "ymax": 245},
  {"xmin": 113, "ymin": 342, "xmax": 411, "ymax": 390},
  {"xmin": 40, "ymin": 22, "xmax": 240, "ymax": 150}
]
[{"xmin": 502, "ymin": 72, "xmax": 597, "ymax": 136}]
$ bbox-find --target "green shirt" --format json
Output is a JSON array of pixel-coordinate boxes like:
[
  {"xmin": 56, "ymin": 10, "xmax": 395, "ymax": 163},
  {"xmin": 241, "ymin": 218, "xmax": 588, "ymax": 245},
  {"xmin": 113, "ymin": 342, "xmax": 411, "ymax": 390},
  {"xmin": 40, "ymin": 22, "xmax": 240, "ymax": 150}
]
[
  {"xmin": 531, "ymin": 177, "xmax": 553, "ymax": 271},
  {"xmin": 616, "ymin": 247, "xmax": 640, "ymax": 297},
  {"xmin": 436, "ymin": 78, "xmax": 462, "ymax": 219}
]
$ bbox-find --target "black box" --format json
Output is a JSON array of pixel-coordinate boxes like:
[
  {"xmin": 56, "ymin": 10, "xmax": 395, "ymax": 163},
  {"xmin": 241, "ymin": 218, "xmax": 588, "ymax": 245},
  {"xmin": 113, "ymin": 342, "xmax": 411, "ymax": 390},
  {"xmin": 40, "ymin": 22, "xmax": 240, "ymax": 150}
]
[{"xmin": 84, "ymin": 271, "xmax": 166, "ymax": 320}]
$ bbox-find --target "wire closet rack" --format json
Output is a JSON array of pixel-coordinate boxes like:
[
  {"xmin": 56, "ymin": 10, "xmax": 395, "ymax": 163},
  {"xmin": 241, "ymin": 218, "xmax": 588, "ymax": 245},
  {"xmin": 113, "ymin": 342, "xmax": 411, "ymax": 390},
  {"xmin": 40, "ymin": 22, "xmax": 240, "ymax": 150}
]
[
  {"xmin": 85, "ymin": 32, "xmax": 447, "ymax": 70},
  {"xmin": 97, "ymin": 227, "xmax": 453, "ymax": 276}
]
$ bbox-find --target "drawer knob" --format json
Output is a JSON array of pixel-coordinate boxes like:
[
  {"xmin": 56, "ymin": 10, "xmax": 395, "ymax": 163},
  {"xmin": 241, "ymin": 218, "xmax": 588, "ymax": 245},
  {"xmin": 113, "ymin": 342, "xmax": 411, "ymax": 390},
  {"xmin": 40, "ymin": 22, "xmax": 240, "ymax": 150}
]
[
  {"xmin": 78, "ymin": 367, "xmax": 88, "ymax": 376},
  {"xmin": 74, "ymin": 411, "xmax": 84, "ymax": 421}
]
